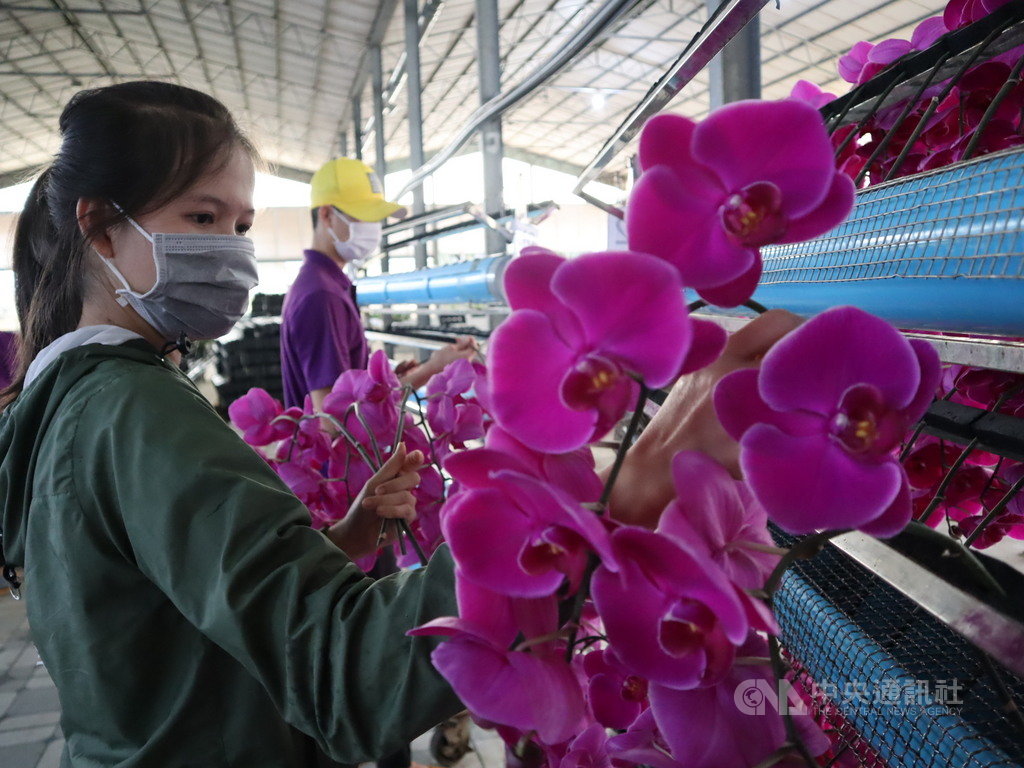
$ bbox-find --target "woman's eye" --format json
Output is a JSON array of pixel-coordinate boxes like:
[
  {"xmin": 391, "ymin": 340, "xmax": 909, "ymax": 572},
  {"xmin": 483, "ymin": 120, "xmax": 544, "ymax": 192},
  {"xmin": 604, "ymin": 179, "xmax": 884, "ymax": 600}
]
[
  {"xmin": 236, "ymin": 224, "xmax": 251, "ymax": 235},
  {"xmin": 191, "ymin": 213, "xmax": 215, "ymax": 225}
]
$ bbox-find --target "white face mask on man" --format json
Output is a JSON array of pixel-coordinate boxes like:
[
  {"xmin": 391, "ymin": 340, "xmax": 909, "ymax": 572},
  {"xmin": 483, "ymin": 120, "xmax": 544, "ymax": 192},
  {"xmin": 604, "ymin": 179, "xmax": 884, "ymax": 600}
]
[{"xmin": 327, "ymin": 209, "xmax": 382, "ymax": 267}]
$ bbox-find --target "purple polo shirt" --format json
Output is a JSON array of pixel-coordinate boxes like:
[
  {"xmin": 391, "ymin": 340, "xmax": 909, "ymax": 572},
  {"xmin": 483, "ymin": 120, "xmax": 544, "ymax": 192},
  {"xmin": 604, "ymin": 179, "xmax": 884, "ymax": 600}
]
[{"xmin": 280, "ymin": 249, "xmax": 369, "ymax": 408}]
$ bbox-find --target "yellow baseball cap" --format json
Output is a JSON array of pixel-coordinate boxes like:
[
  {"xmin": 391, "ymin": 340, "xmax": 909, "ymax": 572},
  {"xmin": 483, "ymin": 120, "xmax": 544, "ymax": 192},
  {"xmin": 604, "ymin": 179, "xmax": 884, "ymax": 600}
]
[{"xmin": 310, "ymin": 157, "xmax": 405, "ymax": 222}]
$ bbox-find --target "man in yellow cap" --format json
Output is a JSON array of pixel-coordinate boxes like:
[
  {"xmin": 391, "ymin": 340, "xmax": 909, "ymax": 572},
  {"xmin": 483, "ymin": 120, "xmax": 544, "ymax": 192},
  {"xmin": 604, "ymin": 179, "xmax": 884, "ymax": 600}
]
[{"xmin": 280, "ymin": 157, "xmax": 476, "ymax": 411}]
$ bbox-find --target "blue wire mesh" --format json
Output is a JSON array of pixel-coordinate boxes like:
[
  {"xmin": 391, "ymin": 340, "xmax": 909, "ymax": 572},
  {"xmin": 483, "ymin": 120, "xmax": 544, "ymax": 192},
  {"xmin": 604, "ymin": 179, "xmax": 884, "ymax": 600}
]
[
  {"xmin": 745, "ymin": 147, "xmax": 1024, "ymax": 334},
  {"xmin": 772, "ymin": 527, "xmax": 1024, "ymax": 768}
]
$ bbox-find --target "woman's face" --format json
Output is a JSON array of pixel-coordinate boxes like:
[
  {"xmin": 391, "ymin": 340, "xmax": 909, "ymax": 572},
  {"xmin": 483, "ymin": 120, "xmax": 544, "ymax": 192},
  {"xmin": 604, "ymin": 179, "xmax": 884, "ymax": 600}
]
[{"xmin": 105, "ymin": 146, "xmax": 256, "ymax": 293}]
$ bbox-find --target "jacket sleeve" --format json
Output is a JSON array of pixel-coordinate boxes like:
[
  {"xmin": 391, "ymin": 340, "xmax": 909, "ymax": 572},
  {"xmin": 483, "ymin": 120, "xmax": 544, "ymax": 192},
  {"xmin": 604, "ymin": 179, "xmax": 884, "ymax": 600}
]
[{"xmin": 73, "ymin": 362, "xmax": 463, "ymax": 762}]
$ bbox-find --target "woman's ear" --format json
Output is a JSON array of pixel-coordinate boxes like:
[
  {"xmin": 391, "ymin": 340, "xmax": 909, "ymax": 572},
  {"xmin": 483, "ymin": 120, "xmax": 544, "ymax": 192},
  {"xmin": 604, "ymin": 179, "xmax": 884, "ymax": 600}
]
[{"xmin": 75, "ymin": 198, "xmax": 114, "ymax": 259}]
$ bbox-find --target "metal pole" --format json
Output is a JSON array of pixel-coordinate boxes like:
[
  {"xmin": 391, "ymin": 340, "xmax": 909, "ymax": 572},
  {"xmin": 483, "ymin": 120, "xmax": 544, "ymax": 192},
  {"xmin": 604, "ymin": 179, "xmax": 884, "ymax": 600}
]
[
  {"xmin": 475, "ymin": 0, "xmax": 505, "ymax": 256},
  {"xmin": 371, "ymin": 44, "xmax": 390, "ymax": 275},
  {"xmin": 339, "ymin": 131, "xmax": 349, "ymax": 157},
  {"xmin": 706, "ymin": 0, "xmax": 760, "ymax": 108},
  {"xmin": 404, "ymin": 0, "xmax": 428, "ymax": 270},
  {"xmin": 352, "ymin": 96, "xmax": 364, "ymax": 161}
]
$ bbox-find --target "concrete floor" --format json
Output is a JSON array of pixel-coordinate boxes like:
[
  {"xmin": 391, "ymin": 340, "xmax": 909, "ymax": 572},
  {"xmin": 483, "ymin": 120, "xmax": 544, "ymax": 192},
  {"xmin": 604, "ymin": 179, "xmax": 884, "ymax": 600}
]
[{"xmin": 0, "ymin": 588, "xmax": 505, "ymax": 768}]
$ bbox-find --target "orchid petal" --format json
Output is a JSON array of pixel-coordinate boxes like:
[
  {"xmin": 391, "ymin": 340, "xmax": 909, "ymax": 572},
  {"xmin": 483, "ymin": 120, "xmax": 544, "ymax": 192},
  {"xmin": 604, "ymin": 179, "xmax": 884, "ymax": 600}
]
[
  {"xmin": 552, "ymin": 252, "xmax": 691, "ymax": 387},
  {"xmin": 759, "ymin": 306, "xmax": 920, "ymax": 415},
  {"xmin": 692, "ymin": 100, "xmax": 836, "ymax": 218},
  {"xmin": 714, "ymin": 368, "xmax": 823, "ymax": 441},
  {"xmin": 489, "ymin": 309, "xmax": 597, "ymax": 453},
  {"xmin": 742, "ymin": 424, "xmax": 904, "ymax": 533}
]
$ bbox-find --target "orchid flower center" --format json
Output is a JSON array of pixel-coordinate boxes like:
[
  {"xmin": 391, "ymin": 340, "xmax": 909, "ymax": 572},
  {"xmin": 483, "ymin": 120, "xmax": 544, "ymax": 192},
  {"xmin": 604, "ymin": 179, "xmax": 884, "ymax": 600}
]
[
  {"xmin": 561, "ymin": 355, "xmax": 624, "ymax": 409},
  {"xmin": 718, "ymin": 181, "xmax": 788, "ymax": 247},
  {"xmin": 658, "ymin": 600, "xmax": 713, "ymax": 658},
  {"xmin": 829, "ymin": 383, "xmax": 906, "ymax": 458},
  {"xmin": 621, "ymin": 675, "xmax": 648, "ymax": 703},
  {"xmin": 519, "ymin": 526, "xmax": 583, "ymax": 577}
]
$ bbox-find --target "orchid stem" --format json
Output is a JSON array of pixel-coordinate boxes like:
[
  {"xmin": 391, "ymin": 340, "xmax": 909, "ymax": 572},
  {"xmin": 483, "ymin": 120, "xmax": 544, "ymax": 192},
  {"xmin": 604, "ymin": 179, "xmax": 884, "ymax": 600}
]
[
  {"xmin": 317, "ymin": 413, "xmax": 380, "ymax": 472},
  {"xmin": 734, "ymin": 540, "xmax": 789, "ymax": 556},
  {"xmin": 962, "ymin": 473, "xmax": 1024, "ymax": 548},
  {"xmin": 350, "ymin": 402, "xmax": 384, "ymax": 468},
  {"xmin": 915, "ymin": 438, "xmax": 979, "ymax": 523},
  {"xmin": 764, "ymin": 530, "xmax": 848, "ymax": 597},
  {"xmin": 768, "ymin": 635, "xmax": 819, "ymax": 767},
  {"xmin": 598, "ymin": 384, "xmax": 650, "ymax": 511}
]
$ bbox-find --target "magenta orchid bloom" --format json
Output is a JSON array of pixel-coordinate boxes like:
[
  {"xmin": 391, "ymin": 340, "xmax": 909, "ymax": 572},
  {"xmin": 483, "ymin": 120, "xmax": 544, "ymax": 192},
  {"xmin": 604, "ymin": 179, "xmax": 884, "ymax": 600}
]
[
  {"xmin": 912, "ymin": 16, "xmax": 949, "ymax": 50},
  {"xmin": 839, "ymin": 39, "xmax": 912, "ymax": 85},
  {"xmin": 445, "ymin": 424, "xmax": 603, "ymax": 504},
  {"xmin": 789, "ymin": 79, "xmax": 836, "ymax": 108},
  {"xmin": 715, "ymin": 306, "xmax": 941, "ymax": 536},
  {"xmin": 605, "ymin": 709, "xmax": 685, "ymax": 768},
  {"xmin": 583, "ymin": 648, "xmax": 649, "ymax": 730},
  {"xmin": 649, "ymin": 635, "xmax": 829, "ymax": 768},
  {"xmin": 945, "ymin": 0, "xmax": 1013, "ymax": 30},
  {"xmin": 410, "ymin": 616, "xmax": 588, "ymax": 746},
  {"xmin": 426, "ymin": 358, "xmax": 485, "ymax": 461},
  {"xmin": 441, "ymin": 467, "xmax": 617, "ymax": 598},
  {"xmin": 488, "ymin": 249, "xmax": 691, "ymax": 453},
  {"xmin": 228, "ymin": 388, "xmax": 293, "ymax": 446},
  {"xmin": 322, "ymin": 350, "xmax": 402, "ymax": 434},
  {"xmin": 558, "ymin": 724, "xmax": 612, "ymax": 768},
  {"xmin": 626, "ymin": 101, "xmax": 855, "ymax": 307},
  {"xmin": 591, "ymin": 526, "xmax": 748, "ymax": 690},
  {"xmin": 658, "ymin": 451, "xmax": 779, "ymax": 633}
]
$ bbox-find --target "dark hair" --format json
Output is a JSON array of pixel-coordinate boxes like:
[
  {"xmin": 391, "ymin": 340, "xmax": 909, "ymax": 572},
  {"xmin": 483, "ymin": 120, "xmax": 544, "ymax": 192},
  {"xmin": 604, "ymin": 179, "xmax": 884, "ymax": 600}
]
[{"xmin": 1, "ymin": 81, "xmax": 256, "ymax": 406}]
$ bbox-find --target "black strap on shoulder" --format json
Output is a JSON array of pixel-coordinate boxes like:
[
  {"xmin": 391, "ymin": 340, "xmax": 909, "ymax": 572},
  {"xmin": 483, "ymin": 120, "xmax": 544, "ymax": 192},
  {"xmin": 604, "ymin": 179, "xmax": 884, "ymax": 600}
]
[{"xmin": 0, "ymin": 531, "xmax": 21, "ymax": 600}]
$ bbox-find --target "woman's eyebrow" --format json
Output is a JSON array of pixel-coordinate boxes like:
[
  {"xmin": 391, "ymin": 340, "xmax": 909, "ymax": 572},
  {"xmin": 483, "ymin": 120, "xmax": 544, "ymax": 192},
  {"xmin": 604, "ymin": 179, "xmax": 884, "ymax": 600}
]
[{"xmin": 186, "ymin": 193, "xmax": 255, "ymax": 215}]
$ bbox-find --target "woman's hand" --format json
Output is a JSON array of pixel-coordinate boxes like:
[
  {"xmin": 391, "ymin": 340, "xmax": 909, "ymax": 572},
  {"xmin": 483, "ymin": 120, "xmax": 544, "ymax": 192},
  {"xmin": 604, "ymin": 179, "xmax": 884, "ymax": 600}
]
[
  {"xmin": 326, "ymin": 443, "xmax": 425, "ymax": 561},
  {"xmin": 607, "ymin": 309, "xmax": 804, "ymax": 528}
]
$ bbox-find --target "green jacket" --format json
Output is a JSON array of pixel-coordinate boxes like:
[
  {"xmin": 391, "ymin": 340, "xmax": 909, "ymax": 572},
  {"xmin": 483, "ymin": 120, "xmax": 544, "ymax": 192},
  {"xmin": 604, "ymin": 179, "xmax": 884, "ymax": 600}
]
[{"xmin": 0, "ymin": 340, "xmax": 462, "ymax": 766}]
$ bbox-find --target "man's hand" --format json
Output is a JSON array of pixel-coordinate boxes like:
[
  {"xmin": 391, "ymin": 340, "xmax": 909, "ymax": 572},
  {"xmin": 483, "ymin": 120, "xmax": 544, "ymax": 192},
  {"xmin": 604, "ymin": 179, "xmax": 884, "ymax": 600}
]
[
  {"xmin": 428, "ymin": 336, "xmax": 478, "ymax": 370},
  {"xmin": 400, "ymin": 336, "xmax": 479, "ymax": 388},
  {"xmin": 326, "ymin": 443, "xmax": 425, "ymax": 560},
  {"xmin": 607, "ymin": 309, "xmax": 804, "ymax": 528}
]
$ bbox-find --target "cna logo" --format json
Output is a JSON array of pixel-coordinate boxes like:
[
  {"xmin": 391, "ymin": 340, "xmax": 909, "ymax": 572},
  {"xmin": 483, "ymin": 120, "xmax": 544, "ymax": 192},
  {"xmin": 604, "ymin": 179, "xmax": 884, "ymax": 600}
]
[{"xmin": 734, "ymin": 679, "xmax": 810, "ymax": 716}]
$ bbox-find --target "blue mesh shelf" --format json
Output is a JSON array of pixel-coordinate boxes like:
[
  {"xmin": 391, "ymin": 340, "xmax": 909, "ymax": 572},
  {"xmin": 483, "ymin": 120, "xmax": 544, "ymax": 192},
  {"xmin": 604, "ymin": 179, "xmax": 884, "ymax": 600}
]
[{"xmin": 740, "ymin": 148, "xmax": 1024, "ymax": 335}]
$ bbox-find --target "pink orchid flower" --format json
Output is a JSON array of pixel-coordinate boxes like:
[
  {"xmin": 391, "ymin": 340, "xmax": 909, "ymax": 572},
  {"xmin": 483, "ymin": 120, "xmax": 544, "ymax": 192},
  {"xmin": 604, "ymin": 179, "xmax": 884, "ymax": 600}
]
[
  {"xmin": 228, "ymin": 388, "xmax": 294, "ymax": 446},
  {"xmin": 322, "ymin": 350, "xmax": 402, "ymax": 435},
  {"xmin": 715, "ymin": 306, "xmax": 941, "ymax": 536},
  {"xmin": 426, "ymin": 358, "xmax": 486, "ymax": 452},
  {"xmin": 441, "ymin": 468, "xmax": 617, "ymax": 598},
  {"xmin": 605, "ymin": 709, "xmax": 685, "ymax": 768},
  {"xmin": 945, "ymin": 0, "xmax": 1013, "ymax": 30},
  {"xmin": 583, "ymin": 648, "xmax": 649, "ymax": 730},
  {"xmin": 649, "ymin": 635, "xmax": 829, "ymax": 767},
  {"xmin": 559, "ymin": 724, "xmax": 612, "ymax": 768},
  {"xmin": 488, "ymin": 249, "xmax": 691, "ymax": 453},
  {"xmin": 410, "ymin": 618, "xmax": 588, "ymax": 746},
  {"xmin": 626, "ymin": 101, "xmax": 854, "ymax": 307},
  {"xmin": 445, "ymin": 424, "xmax": 603, "ymax": 504},
  {"xmin": 591, "ymin": 526, "xmax": 749, "ymax": 690},
  {"xmin": 789, "ymin": 79, "xmax": 836, "ymax": 108},
  {"xmin": 658, "ymin": 451, "xmax": 779, "ymax": 633}
]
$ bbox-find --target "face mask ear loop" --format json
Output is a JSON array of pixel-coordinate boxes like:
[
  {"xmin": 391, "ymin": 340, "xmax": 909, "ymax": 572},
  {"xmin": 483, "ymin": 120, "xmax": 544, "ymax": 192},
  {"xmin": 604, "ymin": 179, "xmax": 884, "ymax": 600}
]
[{"xmin": 106, "ymin": 200, "xmax": 162, "ymax": 302}]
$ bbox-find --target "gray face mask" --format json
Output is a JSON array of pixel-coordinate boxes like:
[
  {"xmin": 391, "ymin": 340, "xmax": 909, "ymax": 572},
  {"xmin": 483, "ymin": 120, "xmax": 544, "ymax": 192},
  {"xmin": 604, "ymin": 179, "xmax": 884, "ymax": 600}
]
[{"xmin": 101, "ymin": 209, "xmax": 259, "ymax": 341}]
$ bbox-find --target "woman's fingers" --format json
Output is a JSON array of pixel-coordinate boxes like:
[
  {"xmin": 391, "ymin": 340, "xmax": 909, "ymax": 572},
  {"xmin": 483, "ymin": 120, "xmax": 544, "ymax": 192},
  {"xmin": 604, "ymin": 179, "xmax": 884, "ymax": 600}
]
[{"xmin": 362, "ymin": 490, "xmax": 418, "ymax": 520}]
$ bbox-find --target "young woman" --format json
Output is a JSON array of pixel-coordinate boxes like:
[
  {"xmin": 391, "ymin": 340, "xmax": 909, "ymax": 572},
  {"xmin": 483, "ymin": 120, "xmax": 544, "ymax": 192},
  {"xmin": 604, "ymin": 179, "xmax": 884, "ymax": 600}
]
[{"xmin": 0, "ymin": 81, "xmax": 460, "ymax": 767}]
